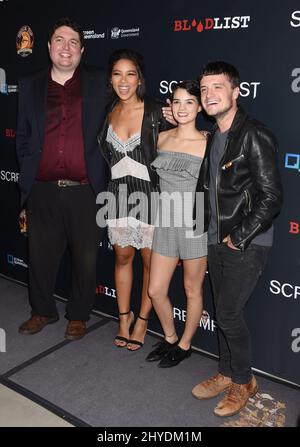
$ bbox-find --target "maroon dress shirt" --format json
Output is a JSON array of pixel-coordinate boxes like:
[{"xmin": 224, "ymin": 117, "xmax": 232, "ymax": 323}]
[{"xmin": 36, "ymin": 67, "xmax": 88, "ymax": 182}]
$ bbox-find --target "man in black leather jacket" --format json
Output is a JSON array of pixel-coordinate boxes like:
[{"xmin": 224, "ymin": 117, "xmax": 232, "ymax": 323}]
[{"xmin": 191, "ymin": 61, "xmax": 283, "ymax": 417}]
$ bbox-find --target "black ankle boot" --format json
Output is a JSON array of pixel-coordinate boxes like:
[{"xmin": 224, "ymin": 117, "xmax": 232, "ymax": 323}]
[
  {"xmin": 158, "ymin": 345, "xmax": 192, "ymax": 368},
  {"xmin": 145, "ymin": 339, "xmax": 178, "ymax": 362}
]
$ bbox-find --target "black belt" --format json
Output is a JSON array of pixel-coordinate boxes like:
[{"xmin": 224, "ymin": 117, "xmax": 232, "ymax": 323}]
[{"xmin": 52, "ymin": 179, "xmax": 89, "ymax": 187}]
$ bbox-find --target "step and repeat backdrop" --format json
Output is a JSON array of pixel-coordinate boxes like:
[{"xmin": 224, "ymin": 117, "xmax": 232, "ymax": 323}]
[{"xmin": 0, "ymin": 0, "xmax": 299, "ymax": 385}]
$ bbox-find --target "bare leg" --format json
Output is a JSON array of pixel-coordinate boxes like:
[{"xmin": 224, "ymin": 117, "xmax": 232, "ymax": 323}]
[
  {"xmin": 179, "ymin": 256, "xmax": 207, "ymax": 350},
  {"xmin": 127, "ymin": 247, "xmax": 153, "ymax": 350},
  {"xmin": 113, "ymin": 244, "xmax": 135, "ymax": 347},
  {"xmin": 148, "ymin": 251, "xmax": 179, "ymax": 344}
]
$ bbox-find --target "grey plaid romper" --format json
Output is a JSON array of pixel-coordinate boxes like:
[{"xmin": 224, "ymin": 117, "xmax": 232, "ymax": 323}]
[{"xmin": 151, "ymin": 150, "xmax": 207, "ymax": 259}]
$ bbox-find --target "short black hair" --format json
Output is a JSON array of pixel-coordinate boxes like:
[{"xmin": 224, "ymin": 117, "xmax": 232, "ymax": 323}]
[
  {"xmin": 107, "ymin": 48, "xmax": 146, "ymax": 100},
  {"xmin": 199, "ymin": 61, "xmax": 240, "ymax": 88},
  {"xmin": 171, "ymin": 80, "xmax": 200, "ymax": 103},
  {"xmin": 48, "ymin": 17, "xmax": 84, "ymax": 48}
]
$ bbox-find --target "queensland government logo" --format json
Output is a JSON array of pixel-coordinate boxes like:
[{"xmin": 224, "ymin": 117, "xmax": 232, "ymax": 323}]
[
  {"xmin": 16, "ymin": 25, "xmax": 34, "ymax": 57},
  {"xmin": 110, "ymin": 26, "xmax": 139, "ymax": 39},
  {"xmin": 173, "ymin": 16, "xmax": 250, "ymax": 32}
]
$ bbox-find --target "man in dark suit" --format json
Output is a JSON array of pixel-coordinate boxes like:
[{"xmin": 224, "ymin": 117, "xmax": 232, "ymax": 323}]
[{"xmin": 16, "ymin": 17, "xmax": 107, "ymax": 340}]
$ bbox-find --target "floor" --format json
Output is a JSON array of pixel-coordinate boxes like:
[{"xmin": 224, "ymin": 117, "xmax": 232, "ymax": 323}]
[{"xmin": 0, "ymin": 276, "xmax": 299, "ymax": 428}]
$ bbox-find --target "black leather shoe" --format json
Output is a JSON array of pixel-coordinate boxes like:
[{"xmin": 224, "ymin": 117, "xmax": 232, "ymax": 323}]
[
  {"xmin": 145, "ymin": 339, "xmax": 178, "ymax": 362},
  {"xmin": 158, "ymin": 345, "xmax": 192, "ymax": 368}
]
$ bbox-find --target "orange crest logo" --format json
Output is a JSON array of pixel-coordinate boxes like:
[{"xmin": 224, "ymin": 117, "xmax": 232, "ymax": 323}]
[{"xmin": 16, "ymin": 25, "xmax": 34, "ymax": 57}]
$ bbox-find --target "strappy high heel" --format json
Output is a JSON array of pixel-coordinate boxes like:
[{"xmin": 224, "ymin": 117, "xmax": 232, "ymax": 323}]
[
  {"xmin": 114, "ymin": 310, "xmax": 134, "ymax": 348},
  {"xmin": 127, "ymin": 315, "xmax": 149, "ymax": 351}
]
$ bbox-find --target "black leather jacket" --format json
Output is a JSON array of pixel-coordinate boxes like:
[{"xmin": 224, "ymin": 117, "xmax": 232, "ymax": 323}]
[
  {"xmin": 195, "ymin": 107, "xmax": 283, "ymax": 250},
  {"xmin": 97, "ymin": 96, "xmax": 169, "ymax": 188}
]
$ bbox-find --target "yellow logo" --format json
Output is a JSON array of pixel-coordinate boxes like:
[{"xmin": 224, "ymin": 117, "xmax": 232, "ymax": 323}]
[{"xmin": 16, "ymin": 25, "xmax": 34, "ymax": 57}]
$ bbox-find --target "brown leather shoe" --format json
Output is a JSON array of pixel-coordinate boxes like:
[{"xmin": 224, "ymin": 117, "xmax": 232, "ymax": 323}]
[
  {"xmin": 65, "ymin": 320, "xmax": 86, "ymax": 341},
  {"xmin": 214, "ymin": 376, "xmax": 258, "ymax": 417},
  {"xmin": 19, "ymin": 315, "xmax": 59, "ymax": 334},
  {"xmin": 192, "ymin": 373, "xmax": 232, "ymax": 399}
]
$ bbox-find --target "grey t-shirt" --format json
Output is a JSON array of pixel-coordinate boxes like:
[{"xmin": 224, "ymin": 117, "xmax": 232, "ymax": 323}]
[{"xmin": 208, "ymin": 129, "xmax": 273, "ymax": 246}]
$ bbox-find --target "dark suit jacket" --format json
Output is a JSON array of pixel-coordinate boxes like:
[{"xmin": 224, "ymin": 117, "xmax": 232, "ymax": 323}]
[{"xmin": 16, "ymin": 64, "xmax": 108, "ymax": 207}]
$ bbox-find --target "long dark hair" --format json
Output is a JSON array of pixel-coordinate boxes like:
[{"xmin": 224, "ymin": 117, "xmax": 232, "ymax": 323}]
[{"xmin": 107, "ymin": 48, "xmax": 146, "ymax": 100}]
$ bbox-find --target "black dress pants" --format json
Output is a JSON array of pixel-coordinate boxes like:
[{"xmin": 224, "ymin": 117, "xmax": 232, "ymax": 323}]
[
  {"xmin": 27, "ymin": 181, "xmax": 101, "ymax": 321},
  {"xmin": 208, "ymin": 243, "xmax": 270, "ymax": 384}
]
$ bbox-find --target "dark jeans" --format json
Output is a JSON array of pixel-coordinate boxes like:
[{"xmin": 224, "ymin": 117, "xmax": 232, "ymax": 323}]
[
  {"xmin": 208, "ymin": 243, "xmax": 270, "ymax": 384},
  {"xmin": 27, "ymin": 182, "xmax": 101, "ymax": 321}
]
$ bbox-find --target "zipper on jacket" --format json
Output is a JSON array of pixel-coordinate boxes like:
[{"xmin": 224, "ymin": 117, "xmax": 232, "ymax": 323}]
[
  {"xmin": 238, "ymin": 223, "xmax": 262, "ymax": 250},
  {"xmin": 221, "ymin": 153, "xmax": 244, "ymax": 170},
  {"xmin": 244, "ymin": 189, "xmax": 252, "ymax": 212},
  {"xmin": 216, "ymin": 139, "xmax": 229, "ymax": 243}
]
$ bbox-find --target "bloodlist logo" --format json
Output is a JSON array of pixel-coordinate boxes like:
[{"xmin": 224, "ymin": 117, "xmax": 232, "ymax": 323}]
[
  {"xmin": 173, "ymin": 16, "xmax": 250, "ymax": 32},
  {"xmin": 96, "ymin": 284, "xmax": 116, "ymax": 299},
  {"xmin": 4, "ymin": 128, "xmax": 15, "ymax": 138},
  {"xmin": 289, "ymin": 221, "xmax": 299, "ymax": 234}
]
